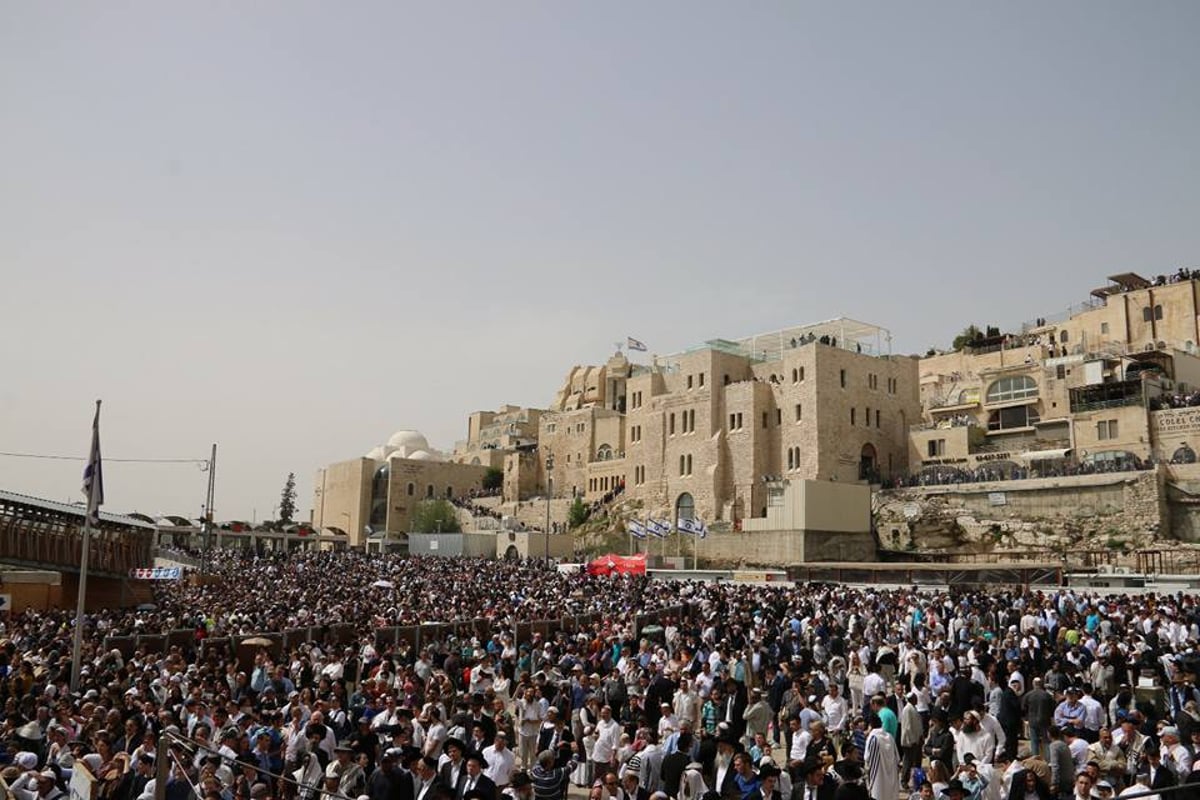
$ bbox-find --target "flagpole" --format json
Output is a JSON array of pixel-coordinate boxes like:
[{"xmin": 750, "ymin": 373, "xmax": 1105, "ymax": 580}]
[{"xmin": 71, "ymin": 400, "xmax": 101, "ymax": 692}]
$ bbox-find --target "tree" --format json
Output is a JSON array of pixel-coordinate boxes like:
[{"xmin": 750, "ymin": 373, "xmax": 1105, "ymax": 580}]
[
  {"xmin": 567, "ymin": 496, "xmax": 589, "ymax": 529},
  {"xmin": 278, "ymin": 473, "xmax": 297, "ymax": 524},
  {"xmin": 482, "ymin": 467, "xmax": 504, "ymax": 492},
  {"xmin": 410, "ymin": 499, "xmax": 462, "ymax": 533},
  {"xmin": 952, "ymin": 324, "xmax": 984, "ymax": 351}
]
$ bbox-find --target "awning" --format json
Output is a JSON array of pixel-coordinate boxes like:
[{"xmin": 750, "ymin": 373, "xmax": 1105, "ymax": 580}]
[{"xmin": 1018, "ymin": 448, "xmax": 1073, "ymax": 461}]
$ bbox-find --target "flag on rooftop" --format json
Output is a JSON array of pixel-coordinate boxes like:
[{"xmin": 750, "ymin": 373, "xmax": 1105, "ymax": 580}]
[
  {"xmin": 627, "ymin": 336, "xmax": 648, "ymax": 352},
  {"xmin": 82, "ymin": 401, "xmax": 104, "ymax": 527}
]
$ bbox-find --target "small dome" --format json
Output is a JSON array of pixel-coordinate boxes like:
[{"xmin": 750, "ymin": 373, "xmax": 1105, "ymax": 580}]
[
  {"xmin": 408, "ymin": 450, "xmax": 435, "ymax": 461},
  {"xmin": 364, "ymin": 445, "xmax": 388, "ymax": 460},
  {"xmin": 387, "ymin": 430, "xmax": 429, "ymax": 452}
]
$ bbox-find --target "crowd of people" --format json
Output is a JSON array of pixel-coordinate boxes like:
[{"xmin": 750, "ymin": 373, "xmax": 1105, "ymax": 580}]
[
  {"xmin": 1150, "ymin": 394, "xmax": 1200, "ymax": 412},
  {"xmin": 890, "ymin": 457, "xmax": 1153, "ymax": 489},
  {"xmin": 5, "ymin": 553, "xmax": 1200, "ymax": 800}
]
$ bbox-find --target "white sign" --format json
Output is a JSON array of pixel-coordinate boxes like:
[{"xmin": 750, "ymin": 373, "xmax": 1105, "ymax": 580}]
[
  {"xmin": 69, "ymin": 761, "xmax": 95, "ymax": 800},
  {"xmin": 988, "ymin": 492, "xmax": 1007, "ymax": 506},
  {"xmin": 429, "ymin": 539, "xmax": 439, "ymax": 551}
]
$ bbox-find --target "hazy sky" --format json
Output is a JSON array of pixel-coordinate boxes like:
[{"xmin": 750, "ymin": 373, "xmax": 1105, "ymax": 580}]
[{"xmin": 2, "ymin": 2, "xmax": 1198, "ymax": 522}]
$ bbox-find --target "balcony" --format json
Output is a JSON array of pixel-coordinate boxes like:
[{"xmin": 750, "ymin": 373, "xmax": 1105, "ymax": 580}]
[{"xmin": 1069, "ymin": 379, "xmax": 1145, "ymax": 414}]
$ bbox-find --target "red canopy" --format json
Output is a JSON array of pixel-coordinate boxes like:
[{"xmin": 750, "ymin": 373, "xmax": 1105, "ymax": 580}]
[{"xmin": 586, "ymin": 552, "xmax": 647, "ymax": 576}]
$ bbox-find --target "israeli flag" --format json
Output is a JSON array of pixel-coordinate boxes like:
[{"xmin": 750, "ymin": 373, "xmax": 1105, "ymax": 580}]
[
  {"xmin": 647, "ymin": 518, "xmax": 669, "ymax": 538},
  {"xmin": 627, "ymin": 520, "xmax": 648, "ymax": 539},
  {"xmin": 82, "ymin": 401, "xmax": 104, "ymax": 526},
  {"xmin": 676, "ymin": 516, "xmax": 698, "ymax": 535},
  {"xmin": 696, "ymin": 519, "xmax": 709, "ymax": 539}
]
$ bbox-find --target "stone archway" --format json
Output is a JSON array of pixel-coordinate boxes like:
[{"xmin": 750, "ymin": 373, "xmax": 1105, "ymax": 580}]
[
  {"xmin": 675, "ymin": 492, "xmax": 695, "ymax": 526},
  {"xmin": 859, "ymin": 443, "xmax": 878, "ymax": 481}
]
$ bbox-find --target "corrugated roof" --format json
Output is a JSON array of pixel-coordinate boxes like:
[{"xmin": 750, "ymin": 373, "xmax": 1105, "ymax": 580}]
[{"xmin": 0, "ymin": 489, "xmax": 156, "ymax": 529}]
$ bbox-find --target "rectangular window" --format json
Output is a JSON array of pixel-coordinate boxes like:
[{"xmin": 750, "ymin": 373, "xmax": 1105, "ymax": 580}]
[
  {"xmin": 776, "ymin": 408, "xmax": 782, "ymax": 425},
  {"xmin": 800, "ymin": 367, "xmax": 805, "ymax": 382},
  {"xmin": 679, "ymin": 455, "xmax": 686, "ymax": 476},
  {"xmin": 737, "ymin": 412, "xmax": 743, "ymax": 429},
  {"xmin": 875, "ymin": 409, "xmax": 881, "ymax": 428},
  {"xmin": 699, "ymin": 373, "xmax": 705, "ymax": 387},
  {"xmin": 762, "ymin": 412, "xmax": 768, "ymax": 429},
  {"xmin": 1097, "ymin": 420, "xmax": 1119, "ymax": 440},
  {"xmin": 1101, "ymin": 322, "xmax": 1110, "ymax": 335},
  {"xmin": 687, "ymin": 375, "xmax": 694, "ymax": 389},
  {"xmin": 690, "ymin": 409, "xmax": 696, "ymax": 432},
  {"xmin": 729, "ymin": 413, "xmax": 736, "ymax": 430},
  {"xmin": 928, "ymin": 438, "xmax": 946, "ymax": 457},
  {"xmin": 840, "ymin": 369, "xmax": 846, "ymax": 388},
  {"xmin": 1056, "ymin": 364, "xmax": 1066, "ymax": 380},
  {"xmin": 669, "ymin": 413, "xmax": 676, "ymax": 435},
  {"xmin": 795, "ymin": 404, "xmax": 802, "ymax": 422},
  {"xmin": 850, "ymin": 408, "xmax": 856, "ymax": 425}
]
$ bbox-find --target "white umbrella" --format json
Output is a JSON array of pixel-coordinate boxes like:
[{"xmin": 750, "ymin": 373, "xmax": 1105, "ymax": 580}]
[{"xmin": 371, "ymin": 579, "xmax": 395, "ymax": 589}]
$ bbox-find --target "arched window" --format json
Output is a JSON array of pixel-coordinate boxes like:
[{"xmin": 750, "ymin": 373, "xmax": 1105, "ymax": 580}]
[
  {"xmin": 370, "ymin": 465, "xmax": 390, "ymax": 527},
  {"xmin": 406, "ymin": 482, "xmax": 415, "ymax": 497},
  {"xmin": 675, "ymin": 492, "xmax": 695, "ymax": 526},
  {"xmin": 596, "ymin": 444, "xmax": 613, "ymax": 461},
  {"xmin": 985, "ymin": 375, "xmax": 1038, "ymax": 404},
  {"xmin": 1144, "ymin": 307, "xmax": 1153, "ymax": 322},
  {"xmin": 1154, "ymin": 305, "xmax": 1164, "ymax": 320},
  {"xmin": 445, "ymin": 486, "xmax": 454, "ymax": 498},
  {"xmin": 426, "ymin": 484, "xmax": 434, "ymax": 498},
  {"xmin": 792, "ymin": 368, "xmax": 798, "ymax": 383},
  {"xmin": 1060, "ymin": 330, "xmax": 1069, "ymax": 343},
  {"xmin": 787, "ymin": 449, "xmax": 795, "ymax": 470}
]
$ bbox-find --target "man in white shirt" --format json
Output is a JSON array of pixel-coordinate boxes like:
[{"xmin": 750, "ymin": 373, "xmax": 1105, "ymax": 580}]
[
  {"xmin": 1160, "ymin": 727, "xmax": 1192, "ymax": 779},
  {"xmin": 515, "ymin": 688, "xmax": 544, "ymax": 768},
  {"xmin": 483, "ymin": 733, "xmax": 517, "ymax": 790},
  {"xmin": 821, "ymin": 684, "xmax": 849, "ymax": 746},
  {"xmin": 591, "ymin": 706, "xmax": 622, "ymax": 776}
]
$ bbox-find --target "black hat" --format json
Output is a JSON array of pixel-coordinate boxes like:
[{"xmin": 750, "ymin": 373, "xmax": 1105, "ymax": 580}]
[
  {"xmin": 443, "ymin": 737, "xmax": 468, "ymax": 756},
  {"xmin": 833, "ymin": 762, "xmax": 863, "ymax": 782},
  {"xmin": 465, "ymin": 751, "xmax": 489, "ymax": 769},
  {"xmin": 799, "ymin": 757, "xmax": 825, "ymax": 776},
  {"xmin": 941, "ymin": 780, "xmax": 967, "ymax": 798},
  {"xmin": 758, "ymin": 764, "xmax": 782, "ymax": 779}
]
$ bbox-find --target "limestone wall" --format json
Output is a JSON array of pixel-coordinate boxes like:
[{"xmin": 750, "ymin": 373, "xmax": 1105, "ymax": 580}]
[
  {"xmin": 876, "ymin": 469, "xmax": 1167, "ymax": 555},
  {"xmin": 695, "ymin": 529, "xmax": 876, "ymax": 567}
]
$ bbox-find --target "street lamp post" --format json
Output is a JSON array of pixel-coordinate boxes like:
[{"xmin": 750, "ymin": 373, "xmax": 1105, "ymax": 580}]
[{"xmin": 544, "ymin": 452, "xmax": 554, "ymax": 561}]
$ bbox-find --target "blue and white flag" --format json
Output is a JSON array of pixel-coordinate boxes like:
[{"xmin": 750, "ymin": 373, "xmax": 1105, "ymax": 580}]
[
  {"xmin": 676, "ymin": 516, "xmax": 698, "ymax": 535},
  {"xmin": 82, "ymin": 401, "xmax": 104, "ymax": 526},
  {"xmin": 696, "ymin": 518, "xmax": 709, "ymax": 539},
  {"xmin": 646, "ymin": 518, "xmax": 670, "ymax": 538},
  {"xmin": 626, "ymin": 336, "xmax": 648, "ymax": 352},
  {"xmin": 627, "ymin": 520, "xmax": 647, "ymax": 539}
]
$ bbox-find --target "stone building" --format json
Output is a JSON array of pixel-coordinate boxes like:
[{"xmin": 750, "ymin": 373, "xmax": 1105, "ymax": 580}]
[
  {"xmin": 313, "ymin": 430, "xmax": 489, "ymax": 548},
  {"xmin": 453, "ymin": 405, "xmax": 545, "ymax": 469},
  {"xmin": 911, "ymin": 272, "xmax": 1200, "ymax": 479},
  {"xmin": 523, "ymin": 319, "xmax": 922, "ymax": 529}
]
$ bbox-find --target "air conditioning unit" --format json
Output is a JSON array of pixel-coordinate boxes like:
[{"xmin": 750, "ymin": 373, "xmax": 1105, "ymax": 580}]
[{"xmin": 1111, "ymin": 566, "xmax": 1132, "ymax": 575}]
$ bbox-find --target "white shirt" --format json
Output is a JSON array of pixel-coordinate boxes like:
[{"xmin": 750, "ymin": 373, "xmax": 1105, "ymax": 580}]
[
  {"xmin": 822, "ymin": 695, "xmax": 848, "ymax": 733},
  {"xmin": 482, "ymin": 745, "xmax": 516, "ymax": 786},
  {"xmin": 592, "ymin": 718, "xmax": 622, "ymax": 763}
]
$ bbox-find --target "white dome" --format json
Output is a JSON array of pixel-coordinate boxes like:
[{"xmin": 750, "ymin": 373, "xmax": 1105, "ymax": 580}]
[
  {"xmin": 387, "ymin": 430, "xmax": 430, "ymax": 452},
  {"xmin": 408, "ymin": 449, "xmax": 435, "ymax": 461},
  {"xmin": 364, "ymin": 445, "xmax": 388, "ymax": 460}
]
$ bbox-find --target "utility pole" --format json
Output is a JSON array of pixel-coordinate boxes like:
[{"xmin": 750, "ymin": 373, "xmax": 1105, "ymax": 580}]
[{"xmin": 201, "ymin": 444, "xmax": 216, "ymax": 576}]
